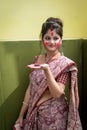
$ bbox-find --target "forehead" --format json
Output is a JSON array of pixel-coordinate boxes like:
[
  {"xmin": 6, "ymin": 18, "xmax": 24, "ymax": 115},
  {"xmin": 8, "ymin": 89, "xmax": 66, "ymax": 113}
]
[{"xmin": 44, "ymin": 29, "xmax": 59, "ymax": 36}]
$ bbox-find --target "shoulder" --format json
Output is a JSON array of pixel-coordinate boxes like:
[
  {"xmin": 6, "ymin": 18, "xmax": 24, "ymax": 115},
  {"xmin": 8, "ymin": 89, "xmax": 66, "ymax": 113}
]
[
  {"xmin": 34, "ymin": 54, "xmax": 45, "ymax": 60},
  {"xmin": 57, "ymin": 56, "xmax": 77, "ymax": 69},
  {"xmin": 62, "ymin": 56, "xmax": 78, "ymax": 70},
  {"xmin": 34, "ymin": 54, "xmax": 45, "ymax": 63},
  {"xmin": 61, "ymin": 56, "xmax": 76, "ymax": 64}
]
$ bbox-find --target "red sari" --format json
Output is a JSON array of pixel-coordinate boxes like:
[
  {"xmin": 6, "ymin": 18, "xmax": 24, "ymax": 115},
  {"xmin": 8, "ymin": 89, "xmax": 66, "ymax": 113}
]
[{"xmin": 23, "ymin": 56, "xmax": 82, "ymax": 130}]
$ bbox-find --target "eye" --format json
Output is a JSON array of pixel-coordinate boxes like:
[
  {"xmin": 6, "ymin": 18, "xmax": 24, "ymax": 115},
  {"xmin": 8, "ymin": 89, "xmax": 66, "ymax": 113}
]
[
  {"xmin": 53, "ymin": 37, "xmax": 59, "ymax": 41},
  {"xmin": 44, "ymin": 36, "xmax": 51, "ymax": 41}
]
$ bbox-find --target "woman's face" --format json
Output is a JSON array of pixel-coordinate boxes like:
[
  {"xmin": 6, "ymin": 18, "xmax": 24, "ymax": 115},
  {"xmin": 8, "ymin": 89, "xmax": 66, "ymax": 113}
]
[{"xmin": 42, "ymin": 29, "xmax": 62, "ymax": 52}]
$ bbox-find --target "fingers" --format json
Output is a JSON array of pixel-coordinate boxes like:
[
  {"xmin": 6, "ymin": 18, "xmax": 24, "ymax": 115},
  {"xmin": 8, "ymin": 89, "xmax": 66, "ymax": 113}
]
[
  {"xmin": 14, "ymin": 123, "xmax": 23, "ymax": 130},
  {"xmin": 40, "ymin": 63, "xmax": 48, "ymax": 67},
  {"xmin": 15, "ymin": 118, "xmax": 23, "ymax": 127},
  {"xmin": 40, "ymin": 64, "xmax": 49, "ymax": 70}
]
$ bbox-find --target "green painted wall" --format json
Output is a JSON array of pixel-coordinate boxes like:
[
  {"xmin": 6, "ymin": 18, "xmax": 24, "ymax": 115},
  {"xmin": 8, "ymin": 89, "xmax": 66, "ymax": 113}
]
[
  {"xmin": 82, "ymin": 40, "xmax": 87, "ymax": 129},
  {"xmin": 0, "ymin": 41, "xmax": 40, "ymax": 129}
]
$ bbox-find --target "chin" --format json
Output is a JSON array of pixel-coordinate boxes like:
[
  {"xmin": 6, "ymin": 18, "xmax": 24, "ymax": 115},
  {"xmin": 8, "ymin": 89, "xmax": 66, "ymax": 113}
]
[{"xmin": 48, "ymin": 48, "xmax": 57, "ymax": 51}]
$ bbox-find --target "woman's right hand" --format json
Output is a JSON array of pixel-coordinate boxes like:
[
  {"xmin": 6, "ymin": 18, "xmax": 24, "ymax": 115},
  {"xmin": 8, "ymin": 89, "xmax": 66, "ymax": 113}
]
[{"xmin": 15, "ymin": 116, "xmax": 23, "ymax": 128}]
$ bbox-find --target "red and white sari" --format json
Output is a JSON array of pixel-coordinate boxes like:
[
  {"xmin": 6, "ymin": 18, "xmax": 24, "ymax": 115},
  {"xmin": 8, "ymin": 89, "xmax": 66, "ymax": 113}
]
[{"xmin": 23, "ymin": 56, "xmax": 82, "ymax": 130}]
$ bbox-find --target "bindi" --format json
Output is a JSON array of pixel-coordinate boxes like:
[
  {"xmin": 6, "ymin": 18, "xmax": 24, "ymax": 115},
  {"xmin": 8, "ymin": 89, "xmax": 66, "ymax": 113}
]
[{"xmin": 50, "ymin": 26, "xmax": 53, "ymax": 36}]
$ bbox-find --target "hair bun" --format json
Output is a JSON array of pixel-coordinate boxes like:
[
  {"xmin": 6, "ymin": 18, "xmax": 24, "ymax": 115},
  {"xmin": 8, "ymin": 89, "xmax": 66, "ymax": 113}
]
[{"xmin": 46, "ymin": 17, "xmax": 63, "ymax": 28}]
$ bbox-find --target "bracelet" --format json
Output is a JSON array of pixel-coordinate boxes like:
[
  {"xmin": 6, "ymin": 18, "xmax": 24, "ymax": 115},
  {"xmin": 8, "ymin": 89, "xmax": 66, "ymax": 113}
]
[{"xmin": 23, "ymin": 101, "xmax": 28, "ymax": 106}]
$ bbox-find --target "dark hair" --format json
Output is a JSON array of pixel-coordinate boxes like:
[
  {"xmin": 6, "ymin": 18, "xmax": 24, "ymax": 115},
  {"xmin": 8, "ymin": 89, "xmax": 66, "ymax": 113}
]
[{"xmin": 40, "ymin": 17, "xmax": 63, "ymax": 39}]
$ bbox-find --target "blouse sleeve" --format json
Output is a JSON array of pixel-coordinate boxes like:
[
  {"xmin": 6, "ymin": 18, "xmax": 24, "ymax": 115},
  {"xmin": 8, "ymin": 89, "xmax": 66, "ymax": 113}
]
[{"xmin": 56, "ymin": 72, "xmax": 69, "ymax": 85}]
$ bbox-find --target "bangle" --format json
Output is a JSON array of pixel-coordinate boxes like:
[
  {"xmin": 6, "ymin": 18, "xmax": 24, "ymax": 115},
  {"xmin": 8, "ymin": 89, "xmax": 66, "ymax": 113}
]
[{"xmin": 23, "ymin": 101, "xmax": 28, "ymax": 106}]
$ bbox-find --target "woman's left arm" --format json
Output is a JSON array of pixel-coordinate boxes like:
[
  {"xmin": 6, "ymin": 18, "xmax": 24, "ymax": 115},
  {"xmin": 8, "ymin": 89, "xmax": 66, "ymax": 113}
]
[{"xmin": 41, "ymin": 64, "xmax": 66, "ymax": 98}]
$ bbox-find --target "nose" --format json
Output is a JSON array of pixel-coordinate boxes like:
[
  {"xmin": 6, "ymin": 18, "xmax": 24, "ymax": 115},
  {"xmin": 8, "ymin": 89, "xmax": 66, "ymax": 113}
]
[{"xmin": 50, "ymin": 39, "xmax": 54, "ymax": 44}]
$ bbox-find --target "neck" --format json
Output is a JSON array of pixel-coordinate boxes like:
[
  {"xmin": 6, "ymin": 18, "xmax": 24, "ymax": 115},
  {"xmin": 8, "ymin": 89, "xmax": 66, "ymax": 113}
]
[
  {"xmin": 46, "ymin": 50, "xmax": 59, "ymax": 58},
  {"xmin": 45, "ymin": 50, "xmax": 61, "ymax": 63}
]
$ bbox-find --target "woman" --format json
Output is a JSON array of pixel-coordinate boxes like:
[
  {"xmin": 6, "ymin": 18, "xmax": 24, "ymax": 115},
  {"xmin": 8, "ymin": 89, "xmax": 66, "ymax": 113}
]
[{"xmin": 15, "ymin": 17, "xmax": 82, "ymax": 130}]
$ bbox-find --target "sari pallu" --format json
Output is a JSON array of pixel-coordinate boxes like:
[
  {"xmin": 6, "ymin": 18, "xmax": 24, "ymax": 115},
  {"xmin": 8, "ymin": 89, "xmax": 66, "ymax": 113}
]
[{"xmin": 23, "ymin": 56, "xmax": 82, "ymax": 130}]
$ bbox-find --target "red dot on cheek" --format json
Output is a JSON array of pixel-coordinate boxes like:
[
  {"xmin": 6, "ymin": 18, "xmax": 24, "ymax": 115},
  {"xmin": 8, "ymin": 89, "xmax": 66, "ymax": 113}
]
[
  {"xmin": 43, "ymin": 41, "xmax": 48, "ymax": 46},
  {"xmin": 56, "ymin": 41, "xmax": 61, "ymax": 48}
]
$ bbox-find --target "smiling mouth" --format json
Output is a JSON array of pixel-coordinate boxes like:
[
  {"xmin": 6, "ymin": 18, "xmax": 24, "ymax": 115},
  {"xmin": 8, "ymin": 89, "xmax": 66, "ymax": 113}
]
[{"xmin": 48, "ymin": 44, "xmax": 55, "ymax": 48}]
